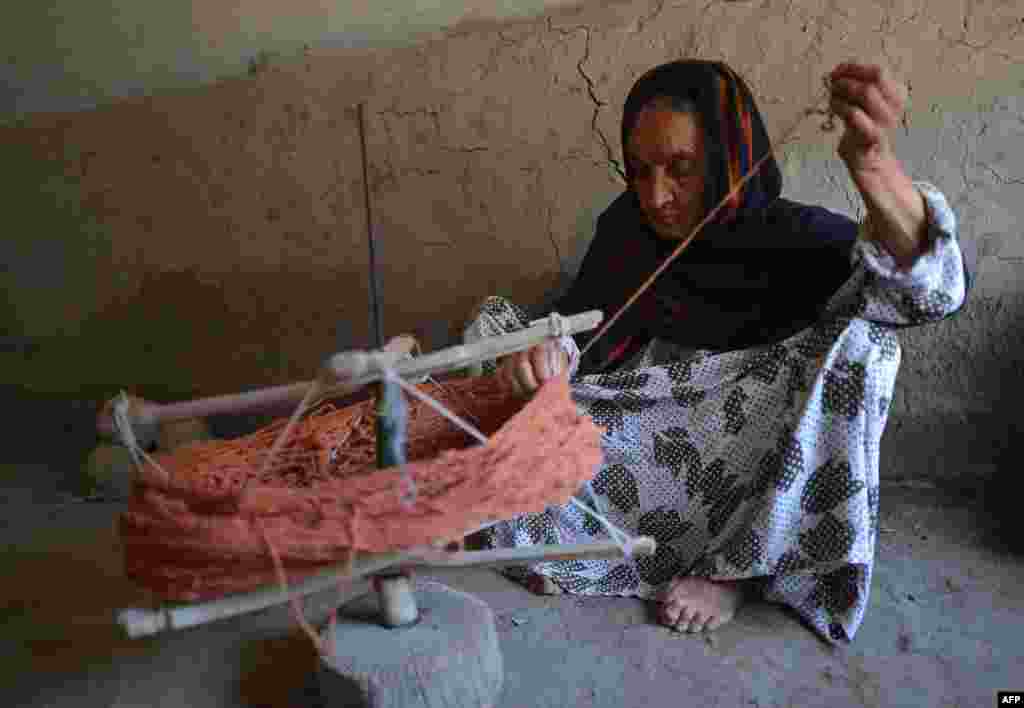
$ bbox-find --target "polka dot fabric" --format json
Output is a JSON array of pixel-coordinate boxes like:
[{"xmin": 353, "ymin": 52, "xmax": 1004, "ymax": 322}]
[{"xmin": 463, "ymin": 182, "xmax": 966, "ymax": 645}]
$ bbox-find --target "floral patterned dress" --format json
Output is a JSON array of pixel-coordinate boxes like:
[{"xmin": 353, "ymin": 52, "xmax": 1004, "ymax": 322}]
[{"xmin": 462, "ymin": 182, "xmax": 967, "ymax": 644}]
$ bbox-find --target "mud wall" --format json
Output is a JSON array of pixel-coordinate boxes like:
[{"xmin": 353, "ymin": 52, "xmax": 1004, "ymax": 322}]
[{"xmin": 2, "ymin": 0, "xmax": 1021, "ymax": 480}]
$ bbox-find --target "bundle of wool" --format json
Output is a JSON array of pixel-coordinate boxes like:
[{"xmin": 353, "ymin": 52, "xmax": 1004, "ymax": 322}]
[{"xmin": 119, "ymin": 375, "xmax": 604, "ymax": 601}]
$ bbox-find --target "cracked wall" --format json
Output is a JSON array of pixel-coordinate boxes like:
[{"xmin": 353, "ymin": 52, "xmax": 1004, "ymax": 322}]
[
  {"xmin": 1, "ymin": 0, "xmax": 589, "ymax": 116},
  {"xmin": 2, "ymin": 0, "xmax": 1022, "ymax": 481}
]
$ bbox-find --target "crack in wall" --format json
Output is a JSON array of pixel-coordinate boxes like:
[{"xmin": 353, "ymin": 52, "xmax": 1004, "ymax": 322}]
[
  {"xmin": 636, "ymin": 0, "xmax": 668, "ymax": 34},
  {"xmin": 480, "ymin": 195, "xmax": 498, "ymax": 237},
  {"xmin": 371, "ymin": 107, "xmax": 465, "ymax": 194},
  {"xmin": 478, "ymin": 37, "xmax": 511, "ymax": 82},
  {"xmin": 399, "ymin": 167, "xmax": 442, "ymax": 177},
  {"xmin": 878, "ymin": 2, "xmax": 922, "ymax": 83},
  {"xmin": 456, "ymin": 162, "xmax": 475, "ymax": 209},
  {"xmin": 545, "ymin": 18, "xmax": 625, "ymax": 184},
  {"xmin": 441, "ymin": 145, "xmax": 489, "ymax": 153},
  {"xmin": 980, "ymin": 163, "xmax": 1024, "ymax": 187},
  {"xmin": 824, "ymin": 159, "xmax": 861, "ymax": 217},
  {"xmin": 575, "ymin": 27, "xmax": 627, "ymax": 183},
  {"xmin": 939, "ymin": 14, "xmax": 1024, "ymax": 62},
  {"xmin": 783, "ymin": 0, "xmax": 797, "ymax": 23},
  {"xmin": 377, "ymin": 106, "xmax": 492, "ymax": 158},
  {"xmin": 956, "ymin": 119, "xmax": 973, "ymax": 197},
  {"xmin": 962, "ymin": 121, "xmax": 988, "ymax": 199},
  {"xmin": 901, "ymin": 80, "xmax": 913, "ymax": 135},
  {"xmin": 561, "ymin": 148, "xmax": 622, "ymax": 173},
  {"xmin": 793, "ymin": 1, "xmax": 841, "ymax": 97},
  {"xmin": 371, "ymin": 114, "xmax": 400, "ymax": 193},
  {"xmin": 376, "ymin": 108, "xmax": 442, "ymax": 139},
  {"xmin": 545, "ymin": 202, "xmax": 564, "ymax": 277},
  {"xmin": 496, "ymin": 26, "xmax": 538, "ymax": 50},
  {"xmin": 521, "ymin": 164, "xmax": 565, "ymax": 276},
  {"xmin": 472, "ymin": 21, "xmax": 545, "ymax": 84}
]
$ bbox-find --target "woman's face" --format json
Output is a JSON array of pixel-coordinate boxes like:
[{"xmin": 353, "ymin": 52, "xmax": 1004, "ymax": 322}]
[{"xmin": 627, "ymin": 106, "xmax": 706, "ymax": 242}]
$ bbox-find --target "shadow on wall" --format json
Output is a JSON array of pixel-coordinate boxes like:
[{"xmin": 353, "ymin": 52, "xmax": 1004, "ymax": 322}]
[
  {"xmin": 985, "ymin": 429, "xmax": 1024, "ymax": 555},
  {"xmin": 9, "ymin": 268, "xmax": 305, "ymax": 402},
  {"xmin": 1, "ymin": 266, "xmax": 367, "ymax": 476},
  {"xmin": 973, "ymin": 295, "xmax": 1024, "ymax": 555},
  {"xmin": 883, "ymin": 292, "xmax": 1024, "ymax": 555}
]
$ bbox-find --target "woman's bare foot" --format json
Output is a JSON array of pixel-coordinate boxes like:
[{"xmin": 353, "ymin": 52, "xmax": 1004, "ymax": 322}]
[
  {"xmin": 525, "ymin": 572, "xmax": 564, "ymax": 595},
  {"xmin": 658, "ymin": 577, "xmax": 746, "ymax": 633}
]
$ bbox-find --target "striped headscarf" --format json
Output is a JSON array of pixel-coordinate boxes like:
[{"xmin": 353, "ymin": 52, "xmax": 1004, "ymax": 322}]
[
  {"xmin": 620, "ymin": 59, "xmax": 781, "ymax": 226},
  {"xmin": 717, "ymin": 64, "xmax": 756, "ymax": 218}
]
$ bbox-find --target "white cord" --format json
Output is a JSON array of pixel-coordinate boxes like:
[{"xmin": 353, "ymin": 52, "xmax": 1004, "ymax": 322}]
[
  {"xmin": 385, "ymin": 368, "xmax": 635, "ymax": 557},
  {"xmin": 547, "ymin": 312, "xmax": 568, "ymax": 339},
  {"xmin": 568, "ymin": 496, "xmax": 632, "ymax": 558},
  {"xmin": 386, "ymin": 369, "xmax": 488, "ymax": 445},
  {"xmin": 112, "ymin": 391, "xmax": 171, "ymax": 485}
]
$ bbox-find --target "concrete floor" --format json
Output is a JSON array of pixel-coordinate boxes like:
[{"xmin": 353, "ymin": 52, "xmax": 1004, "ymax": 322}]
[{"xmin": 3, "ymin": 467, "xmax": 1022, "ymax": 708}]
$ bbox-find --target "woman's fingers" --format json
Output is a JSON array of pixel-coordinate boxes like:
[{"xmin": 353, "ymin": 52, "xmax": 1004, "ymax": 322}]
[
  {"xmin": 530, "ymin": 344, "xmax": 548, "ymax": 381},
  {"xmin": 515, "ymin": 352, "xmax": 539, "ymax": 394},
  {"xmin": 496, "ymin": 355, "xmax": 516, "ymax": 392},
  {"xmin": 496, "ymin": 351, "xmax": 534, "ymax": 395},
  {"xmin": 535, "ymin": 341, "xmax": 569, "ymax": 380},
  {"xmin": 530, "ymin": 342, "xmax": 554, "ymax": 380},
  {"xmin": 498, "ymin": 343, "xmax": 567, "ymax": 396},
  {"xmin": 551, "ymin": 342, "xmax": 568, "ymax": 378}
]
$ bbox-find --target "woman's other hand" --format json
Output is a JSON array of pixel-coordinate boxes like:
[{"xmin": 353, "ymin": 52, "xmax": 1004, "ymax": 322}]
[{"xmin": 497, "ymin": 340, "xmax": 569, "ymax": 396}]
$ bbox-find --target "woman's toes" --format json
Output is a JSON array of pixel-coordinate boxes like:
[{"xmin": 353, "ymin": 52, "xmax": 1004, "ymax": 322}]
[
  {"xmin": 526, "ymin": 573, "xmax": 563, "ymax": 595},
  {"xmin": 541, "ymin": 576, "xmax": 564, "ymax": 595},
  {"xmin": 685, "ymin": 611, "xmax": 704, "ymax": 633}
]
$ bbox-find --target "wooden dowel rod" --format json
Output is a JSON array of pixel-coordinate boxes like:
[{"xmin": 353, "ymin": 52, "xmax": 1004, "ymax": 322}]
[
  {"xmin": 104, "ymin": 383, "xmax": 312, "ymax": 434},
  {"xmin": 376, "ymin": 575, "xmax": 418, "ymax": 628},
  {"xmin": 119, "ymin": 516, "xmax": 506, "ymax": 638},
  {"xmin": 404, "ymin": 537, "xmax": 656, "ymax": 570},
  {"xmin": 98, "ymin": 311, "xmax": 601, "ymax": 435},
  {"xmin": 96, "ymin": 335, "xmax": 418, "ymax": 436},
  {"xmin": 117, "ymin": 548, "xmax": 417, "ymax": 639},
  {"xmin": 115, "ymin": 533, "xmax": 655, "ymax": 639},
  {"xmin": 323, "ymin": 310, "xmax": 603, "ymax": 385}
]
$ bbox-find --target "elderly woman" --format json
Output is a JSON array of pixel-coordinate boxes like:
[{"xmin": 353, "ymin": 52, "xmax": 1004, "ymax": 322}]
[{"xmin": 463, "ymin": 59, "xmax": 969, "ymax": 644}]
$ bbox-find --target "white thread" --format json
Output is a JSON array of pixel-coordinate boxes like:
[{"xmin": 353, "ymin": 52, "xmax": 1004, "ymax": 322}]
[
  {"xmin": 256, "ymin": 380, "xmax": 324, "ymax": 484},
  {"xmin": 547, "ymin": 312, "xmax": 568, "ymax": 339},
  {"xmin": 386, "ymin": 369, "xmax": 636, "ymax": 557},
  {"xmin": 113, "ymin": 393, "xmax": 143, "ymax": 468},
  {"xmin": 112, "ymin": 391, "xmax": 170, "ymax": 485},
  {"xmin": 398, "ymin": 348, "xmax": 430, "ymax": 383},
  {"xmin": 398, "ymin": 476, "xmax": 418, "ymax": 510},
  {"xmin": 135, "ymin": 447, "xmax": 170, "ymax": 483},
  {"xmin": 568, "ymin": 496, "xmax": 633, "ymax": 558},
  {"xmin": 259, "ymin": 372, "xmax": 414, "ymax": 514},
  {"xmin": 387, "ymin": 370, "xmax": 489, "ymax": 445},
  {"xmin": 398, "ymin": 487, "xmax": 417, "ymax": 511},
  {"xmin": 379, "ymin": 370, "xmax": 423, "ymax": 510}
]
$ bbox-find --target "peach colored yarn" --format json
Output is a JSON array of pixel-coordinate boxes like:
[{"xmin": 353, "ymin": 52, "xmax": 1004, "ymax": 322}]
[{"xmin": 119, "ymin": 375, "xmax": 604, "ymax": 602}]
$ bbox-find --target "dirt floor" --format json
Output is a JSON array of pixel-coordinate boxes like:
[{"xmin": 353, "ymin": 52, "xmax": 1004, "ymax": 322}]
[{"xmin": 2, "ymin": 464, "xmax": 1021, "ymax": 708}]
